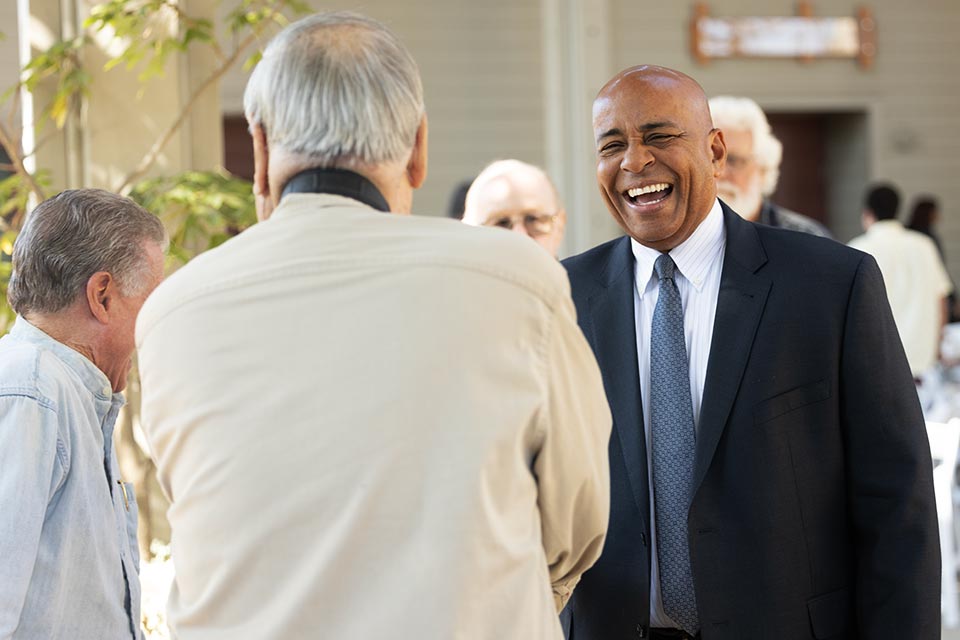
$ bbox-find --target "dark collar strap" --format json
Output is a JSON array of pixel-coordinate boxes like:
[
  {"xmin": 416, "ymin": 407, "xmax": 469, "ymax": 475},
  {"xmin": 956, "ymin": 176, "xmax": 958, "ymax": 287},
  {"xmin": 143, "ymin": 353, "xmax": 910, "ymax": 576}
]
[{"xmin": 280, "ymin": 168, "xmax": 390, "ymax": 213}]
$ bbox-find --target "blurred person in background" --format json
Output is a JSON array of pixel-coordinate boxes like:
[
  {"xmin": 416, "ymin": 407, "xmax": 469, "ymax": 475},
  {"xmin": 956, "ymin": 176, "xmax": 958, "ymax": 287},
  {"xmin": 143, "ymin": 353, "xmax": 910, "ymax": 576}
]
[
  {"xmin": 463, "ymin": 159, "xmax": 567, "ymax": 257},
  {"xmin": 908, "ymin": 196, "xmax": 945, "ymax": 257},
  {"xmin": 136, "ymin": 11, "xmax": 611, "ymax": 640},
  {"xmin": 709, "ymin": 95, "xmax": 831, "ymax": 238},
  {"xmin": 908, "ymin": 195, "xmax": 958, "ymax": 321},
  {"xmin": 0, "ymin": 189, "xmax": 166, "ymax": 639},
  {"xmin": 446, "ymin": 178, "xmax": 472, "ymax": 219},
  {"xmin": 849, "ymin": 183, "xmax": 952, "ymax": 378}
]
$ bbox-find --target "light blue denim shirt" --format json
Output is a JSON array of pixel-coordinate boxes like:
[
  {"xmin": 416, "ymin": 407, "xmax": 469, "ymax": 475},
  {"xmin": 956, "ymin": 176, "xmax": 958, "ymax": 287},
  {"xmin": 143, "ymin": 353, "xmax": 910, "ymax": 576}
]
[{"xmin": 0, "ymin": 317, "xmax": 141, "ymax": 639}]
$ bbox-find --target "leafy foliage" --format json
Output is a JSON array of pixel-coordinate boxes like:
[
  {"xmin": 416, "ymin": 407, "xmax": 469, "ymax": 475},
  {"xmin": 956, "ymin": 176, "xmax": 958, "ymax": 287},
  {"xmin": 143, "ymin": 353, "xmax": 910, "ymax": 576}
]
[
  {"xmin": 0, "ymin": 0, "xmax": 308, "ymax": 335},
  {"xmin": 0, "ymin": 232, "xmax": 14, "ymax": 334},
  {"xmin": 0, "ymin": 171, "xmax": 52, "ymax": 335},
  {"xmin": 18, "ymin": 37, "xmax": 91, "ymax": 129},
  {"xmin": 86, "ymin": 1, "xmax": 215, "ymax": 82},
  {"xmin": 128, "ymin": 170, "xmax": 257, "ymax": 267}
]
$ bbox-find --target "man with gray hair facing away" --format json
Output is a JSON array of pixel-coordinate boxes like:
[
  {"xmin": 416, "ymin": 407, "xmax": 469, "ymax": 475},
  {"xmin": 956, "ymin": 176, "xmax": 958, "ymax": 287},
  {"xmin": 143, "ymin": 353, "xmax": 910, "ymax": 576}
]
[
  {"xmin": 136, "ymin": 11, "xmax": 611, "ymax": 640},
  {"xmin": 0, "ymin": 189, "xmax": 166, "ymax": 639},
  {"xmin": 463, "ymin": 159, "xmax": 568, "ymax": 258},
  {"xmin": 709, "ymin": 95, "xmax": 831, "ymax": 237}
]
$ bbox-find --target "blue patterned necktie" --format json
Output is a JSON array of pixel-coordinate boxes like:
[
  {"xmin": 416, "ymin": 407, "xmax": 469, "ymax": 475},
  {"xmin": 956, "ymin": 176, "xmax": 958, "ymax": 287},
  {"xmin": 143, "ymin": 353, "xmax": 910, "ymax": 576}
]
[{"xmin": 650, "ymin": 253, "xmax": 699, "ymax": 635}]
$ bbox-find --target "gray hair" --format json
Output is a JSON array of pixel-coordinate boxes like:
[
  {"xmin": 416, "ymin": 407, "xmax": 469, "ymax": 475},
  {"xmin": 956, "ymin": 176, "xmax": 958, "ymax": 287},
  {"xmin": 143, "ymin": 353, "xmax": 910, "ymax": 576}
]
[
  {"xmin": 708, "ymin": 96, "xmax": 783, "ymax": 196},
  {"xmin": 8, "ymin": 189, "xmax": 167, "ymax": 315},
  {"xmin": 243, "ymin": 11, "xmax": 425, "ymax": 168}
]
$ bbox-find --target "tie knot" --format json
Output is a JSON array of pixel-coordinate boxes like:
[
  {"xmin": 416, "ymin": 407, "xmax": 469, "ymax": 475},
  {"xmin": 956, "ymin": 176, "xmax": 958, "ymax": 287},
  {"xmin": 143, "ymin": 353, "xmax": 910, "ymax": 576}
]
[{"xmin": 654, "ymin": 253, "xmax": 676, "ymax": 281}]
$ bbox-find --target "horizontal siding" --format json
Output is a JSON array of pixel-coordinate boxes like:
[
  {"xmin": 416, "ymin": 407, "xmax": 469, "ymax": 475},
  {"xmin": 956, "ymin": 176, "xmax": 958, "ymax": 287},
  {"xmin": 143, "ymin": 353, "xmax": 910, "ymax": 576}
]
[{"xmin": 609, "ymin": 0, "xmax": 960, "ymax": 281}]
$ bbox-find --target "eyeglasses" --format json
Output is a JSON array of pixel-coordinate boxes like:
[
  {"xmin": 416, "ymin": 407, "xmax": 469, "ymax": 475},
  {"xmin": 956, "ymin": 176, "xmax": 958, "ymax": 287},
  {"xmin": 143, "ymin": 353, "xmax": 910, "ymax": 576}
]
[
  {"xmin": 725, "ymin": 153, "xmax": 757, "ymax": 171},
  {"xmin": 484, "ymin": 212, "xmax": 559, "ymax": 237}
]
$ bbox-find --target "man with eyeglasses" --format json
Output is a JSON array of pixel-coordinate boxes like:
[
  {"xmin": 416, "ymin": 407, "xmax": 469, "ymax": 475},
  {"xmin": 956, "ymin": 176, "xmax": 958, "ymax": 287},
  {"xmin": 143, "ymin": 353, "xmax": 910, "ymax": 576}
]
[
  {"xmin": 463, "ymin": 159, "xmax": 567, "ymax": 257},
  {"xmin": 708, "ymin": 96, "xmax": 831, "ymax": 238}
]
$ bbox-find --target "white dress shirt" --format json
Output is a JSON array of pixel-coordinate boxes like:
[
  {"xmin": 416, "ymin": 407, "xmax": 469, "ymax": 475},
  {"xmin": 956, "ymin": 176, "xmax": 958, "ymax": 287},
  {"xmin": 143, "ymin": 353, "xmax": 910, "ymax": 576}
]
[{"xmin": 631, "ymin": 199, "xmax": 725, "ymax": 628}]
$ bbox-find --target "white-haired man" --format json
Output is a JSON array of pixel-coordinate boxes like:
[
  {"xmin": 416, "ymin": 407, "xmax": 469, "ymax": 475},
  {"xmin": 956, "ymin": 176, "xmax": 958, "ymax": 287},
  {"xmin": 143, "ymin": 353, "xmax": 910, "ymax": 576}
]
[
  {"xmin": 136, "ymin": 11, "xmax": 611, "ymax": 640},
  {"xmin": 463, "ymin": 159, "xmax": 567, "ymax": 257},
  {"xmin": 709, "ymin": 95, "xmax": 831, "ymax": 237},
  {"xmin": 0, "ymin": 189, "xmax": 166, "ymax": 639}
]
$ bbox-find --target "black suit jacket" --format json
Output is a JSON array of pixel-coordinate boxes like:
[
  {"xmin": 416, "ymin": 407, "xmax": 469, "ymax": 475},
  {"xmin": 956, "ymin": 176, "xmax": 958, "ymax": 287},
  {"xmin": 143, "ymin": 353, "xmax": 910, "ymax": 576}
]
[{"xmin": 561, "ymin": 205, "xmax": 940, "ymax": 640}]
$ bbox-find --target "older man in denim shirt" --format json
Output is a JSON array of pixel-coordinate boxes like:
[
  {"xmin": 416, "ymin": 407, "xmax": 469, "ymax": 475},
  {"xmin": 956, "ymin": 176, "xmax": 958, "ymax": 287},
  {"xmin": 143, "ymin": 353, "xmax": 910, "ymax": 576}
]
[{"xmin": 0, "ymin": 190, "xmax": 166, "ymax": 639}]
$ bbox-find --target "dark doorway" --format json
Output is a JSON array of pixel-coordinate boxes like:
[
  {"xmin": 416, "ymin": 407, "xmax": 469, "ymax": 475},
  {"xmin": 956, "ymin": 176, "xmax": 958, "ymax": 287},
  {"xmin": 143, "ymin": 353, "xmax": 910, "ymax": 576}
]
[
  {"xmin": 767, "ymin": 110, "xmax": 870, "ymax": 240},
  {"xmin": 767, "ymin": 113, "xmax": 828, "ymax": 225},
  {"xmin": 223, "ymin": 115, "xmax": 254, "ymax": 181}
]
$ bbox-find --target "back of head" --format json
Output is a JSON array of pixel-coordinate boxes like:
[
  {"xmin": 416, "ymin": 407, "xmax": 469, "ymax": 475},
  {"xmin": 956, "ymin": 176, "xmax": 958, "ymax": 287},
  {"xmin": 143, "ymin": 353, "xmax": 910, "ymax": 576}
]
[
  {"xmin": 708, "ymin": 95, "xmax": 783, "ymax": 195},
  {"xmin": 908, "ymin": 196, "xmax": 939, "ymax": 231},
  {"xmin": 7, "ymin": 189, "xmax": 167, "ymax": 316},
  {"xmin": 865, "ymin": 183, "xmax": 900, "ymax": 221},
  {"xmin": 243, "ymin": 11, "xmax": 424, "ymax": 168}
]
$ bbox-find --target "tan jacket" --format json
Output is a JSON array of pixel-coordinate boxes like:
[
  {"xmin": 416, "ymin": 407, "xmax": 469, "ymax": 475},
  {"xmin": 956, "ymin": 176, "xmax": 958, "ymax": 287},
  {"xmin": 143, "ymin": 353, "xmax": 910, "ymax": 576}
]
[{"xmin": 136, "ymin": 193, "xmax": 611, "ymax": 640}]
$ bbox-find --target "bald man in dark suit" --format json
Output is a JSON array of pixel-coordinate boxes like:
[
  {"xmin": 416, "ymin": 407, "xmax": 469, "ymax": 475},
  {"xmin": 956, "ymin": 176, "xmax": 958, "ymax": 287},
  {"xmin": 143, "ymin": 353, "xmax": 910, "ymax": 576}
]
[{"xmin": 560, "ymin": 65, "xmax": 939, "ymax": 640}]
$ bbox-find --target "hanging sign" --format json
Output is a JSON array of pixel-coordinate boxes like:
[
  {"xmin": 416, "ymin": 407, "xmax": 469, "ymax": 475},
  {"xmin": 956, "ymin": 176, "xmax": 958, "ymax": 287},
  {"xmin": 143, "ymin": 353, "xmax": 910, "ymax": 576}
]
[{"xmin": 690, "ymin": 2, "xmax": 876, "ymax": 69}]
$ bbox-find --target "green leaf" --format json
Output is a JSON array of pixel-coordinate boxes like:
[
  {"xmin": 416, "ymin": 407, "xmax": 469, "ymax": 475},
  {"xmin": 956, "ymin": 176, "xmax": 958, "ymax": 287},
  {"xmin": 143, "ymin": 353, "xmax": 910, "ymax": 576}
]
[
  {"xmin": 242, "ymin": 50, "xmax": 263, "ymax": 71},
  {"xmin": 128, "ymin": 170, "xmax": 257, "ymax": 269}
]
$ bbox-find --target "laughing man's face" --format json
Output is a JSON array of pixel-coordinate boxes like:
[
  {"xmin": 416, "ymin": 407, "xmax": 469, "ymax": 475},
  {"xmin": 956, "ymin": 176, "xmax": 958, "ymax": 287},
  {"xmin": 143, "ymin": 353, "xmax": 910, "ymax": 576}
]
[{"xmin": 592, "ymin": 67, "xmax": 726, "ymax": 251}]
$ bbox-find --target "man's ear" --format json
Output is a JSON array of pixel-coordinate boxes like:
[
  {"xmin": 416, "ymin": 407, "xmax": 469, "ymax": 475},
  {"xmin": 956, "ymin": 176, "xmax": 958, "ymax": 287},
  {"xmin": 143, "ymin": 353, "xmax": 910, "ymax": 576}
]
[
  {"xmin": 709, "ymin": 128, "xmax": 727, "ymax": 177},
  {"xmin": 85, "ymin": 271, "xmax": 114, "ymax": 324},
  {"xmin": 406, "ymin": 115, "xmax": 428, "ymax": 189},
  {"xmin": 251, "ymin": 122, "xmax": 274, "ymax": 221}
]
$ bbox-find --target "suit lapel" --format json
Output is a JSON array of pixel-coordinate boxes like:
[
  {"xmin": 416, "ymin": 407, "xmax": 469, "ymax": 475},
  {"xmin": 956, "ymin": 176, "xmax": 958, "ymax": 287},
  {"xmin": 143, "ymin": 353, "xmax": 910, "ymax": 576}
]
[
  {"xmin": 586, "ymin": 238, "xmax": 649, "ymax": 520},
  {"xmin": 693, "ymin": 207, "xmax": 771, "ymax": 494}
]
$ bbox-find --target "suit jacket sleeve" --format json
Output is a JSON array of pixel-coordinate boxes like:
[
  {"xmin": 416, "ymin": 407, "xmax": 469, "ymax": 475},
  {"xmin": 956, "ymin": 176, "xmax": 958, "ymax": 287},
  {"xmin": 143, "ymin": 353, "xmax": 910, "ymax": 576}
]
[
  {"xmin": 841, "ymin": 253, "xmax": 940, "ymax": 636},
  {"xmin": 534, "ymin": 286, "xmax": 612, "ymax": 612}
]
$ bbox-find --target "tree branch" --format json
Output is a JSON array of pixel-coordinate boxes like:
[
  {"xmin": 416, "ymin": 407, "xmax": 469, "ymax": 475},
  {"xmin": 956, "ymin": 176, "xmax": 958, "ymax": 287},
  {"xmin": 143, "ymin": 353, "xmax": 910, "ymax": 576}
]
[
  {"xmin": 0, "ymin": 118, "xmax": 47, "ymax": 203},
  {"xmin": 116, "ymin": 28, "xmax": 263, "ymax": 195},
  {"xmin": 161, "ymin": 0, "xmax": 226, "ymax": 62}
]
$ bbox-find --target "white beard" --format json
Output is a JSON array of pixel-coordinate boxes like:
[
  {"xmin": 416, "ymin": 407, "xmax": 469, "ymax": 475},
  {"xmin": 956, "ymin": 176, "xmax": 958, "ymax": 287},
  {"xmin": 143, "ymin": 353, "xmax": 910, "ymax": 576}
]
[{"xmin": 717, "ymin": 177, "xmax": 764, "ymax": 222}]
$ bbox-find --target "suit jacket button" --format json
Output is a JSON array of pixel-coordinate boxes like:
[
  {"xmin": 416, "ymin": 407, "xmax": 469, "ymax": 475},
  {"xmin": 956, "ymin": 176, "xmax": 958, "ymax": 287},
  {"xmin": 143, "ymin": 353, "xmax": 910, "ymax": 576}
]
[{"xmin": 636, "ymin": 623, "xmax": 647, "ymax": 637}]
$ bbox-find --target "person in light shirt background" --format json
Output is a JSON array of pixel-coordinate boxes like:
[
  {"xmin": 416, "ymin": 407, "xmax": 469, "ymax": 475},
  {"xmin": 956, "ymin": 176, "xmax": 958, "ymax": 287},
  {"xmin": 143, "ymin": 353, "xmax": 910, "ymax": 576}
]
[
  {"xmin": 462, "ymin": 159, "xmax": 567, "ymax": 258},
  {"xmin": 849, "ymin": 183, "xmax": 952, "ymax": 379}
]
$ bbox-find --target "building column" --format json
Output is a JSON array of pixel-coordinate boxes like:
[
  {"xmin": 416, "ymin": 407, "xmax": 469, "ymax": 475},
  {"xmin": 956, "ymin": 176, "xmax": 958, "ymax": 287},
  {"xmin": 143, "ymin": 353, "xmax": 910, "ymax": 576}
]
[
  {"xmin": 541, "ymin": 0, "xmax": 621, "ymax": 255},
  {"xmin": 20, "ymin": 0, "xmax": 223, "ymax": 193}
]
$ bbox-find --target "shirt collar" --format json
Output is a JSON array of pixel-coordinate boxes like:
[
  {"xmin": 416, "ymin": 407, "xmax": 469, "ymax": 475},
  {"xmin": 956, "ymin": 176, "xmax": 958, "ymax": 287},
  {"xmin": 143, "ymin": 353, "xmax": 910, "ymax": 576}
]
[
  {"xmin": 631, "ymin": 198, "xmax": 725, "ymax": 298},
  {"xmin": 10, "ymin": 315, "xmax": 121, "ymax": 404},
  {"xmin": 868, "ymin": 219, "xmax": 905, "ymax": 234},
  {"xmin": 269, "ymin": 192, "xmax": 383, "ymax": 222}
]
